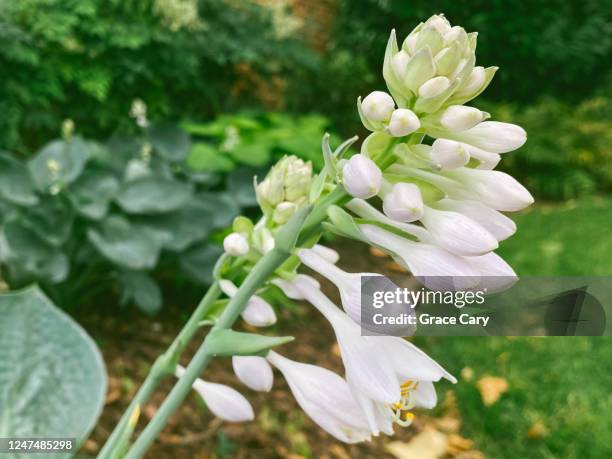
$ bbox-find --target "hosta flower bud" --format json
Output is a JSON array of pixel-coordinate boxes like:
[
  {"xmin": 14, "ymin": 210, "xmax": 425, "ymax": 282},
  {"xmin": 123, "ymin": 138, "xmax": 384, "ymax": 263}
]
[
  {"xmin": 449, "ymin": 121, "xmax": 527, "ymax": 153},
  {"xmin": 418, "ymin": 76, "xmax": 450, "ymax": 98},
  {"xmin": 403, "ymin": 32, "xmax": 419, "ymax": 54},
  {"xmin": 342, "ymin": 154, "xmax": 382, "ymax": 199},
  {"xmin": 232, "ymin": 356, "xmax": 274, "ymax": 392},
  {"xmin": 455, "ymin": 66, "xmax": 486, "ymax": 98},
  {"xmin": 440, "ymin": 105, "xmax": 488, "ymax": 131},
  {"xmin": 223, "ymin": 232, "xmax": 249, "ymax": 256},
  {"xmin": 361, "ymin": 91, "xmax": 395, "ymax": 122},
  {"xmin": 382, "ymin": 183, "xmax": 424, "ymax": 222},
  {"xmin": 391, "ymin": 50, "xmax": 410, "ymax": 80},
  {"xmin": 425, "ymin": 14, "xmax": 452, "ymax": 35},
  {"xmin": 272, "ymin": 201, "xmax": 297, "ymax": 224},
  {"xmin": 430, "ymin": 139, "xmax": 470, "ymax": 169},
  {"xmin": 434, "ymin": 43, "xmax": 462, "ymax": 76},
  {"xmin": 256, "ymin": 156, "xmax": 312, "ymax": 213},
  {"xmin": 388, "ymin": 109, "xmax": 420, "ymax": 137}
]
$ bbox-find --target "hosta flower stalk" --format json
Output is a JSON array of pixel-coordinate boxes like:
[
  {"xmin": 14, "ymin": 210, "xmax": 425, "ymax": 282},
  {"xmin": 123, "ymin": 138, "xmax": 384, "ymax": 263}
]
[{"xmin": 104, "ymin": 13, "xmax": 532, "ymax": 458}]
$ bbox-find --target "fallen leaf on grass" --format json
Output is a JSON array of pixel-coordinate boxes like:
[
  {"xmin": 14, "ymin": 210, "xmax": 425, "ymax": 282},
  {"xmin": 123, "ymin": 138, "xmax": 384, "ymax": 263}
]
[
  {"xmin": 476, "ymin": 376, "xmax": 509, "ymax": 406},
  {"xmin": 386, "ymin": 428, "xmax": 448, "ymax": 459}
]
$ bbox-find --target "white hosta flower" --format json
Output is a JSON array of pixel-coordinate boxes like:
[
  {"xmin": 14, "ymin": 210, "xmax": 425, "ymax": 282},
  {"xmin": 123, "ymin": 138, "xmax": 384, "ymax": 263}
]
[
  {"xmin": 342, "ymin": 154, "xmax": 382, "ymax": 199},
  {"xmin": 175, "ymin": 365, "xmax": 254, "ymax": 422},
  {"xmin": 382, "ymin": 182, "xmax": 424, "ymax": 222},
  {"xmin": 272, "ymin": 274, "xmax": 321, "ymax": 300},
  {"xmin": 443, "ymin": 121, "xmax": 527, "ymax": 153},
  {"xmin": 290, "ymin": 277, "xmax": 456, "ymax": 435},
  {"xmin": 298, "ymin": 248, "xmax": 380, "ymax": 324},
  {"xmin": 232, "ymin": 356, "xmax": 274, "ymax": 392},
  {"xmin": 421, "ymin": 206, "xmax": 498, "ymax": 256},
  {"xmin": 361, "ymin": 91, "xmax": 395, "ymax": 122},
  {"xmin": 252, "ymin": 226, "xmax": 275, "ymax": 254},
  {"xmin": 418, "ymin": 76, "xmax": 450, "ymax": 98},
  {"xmin": 388, "ymin": 109, "xmax": 420, "ymax": 137},
  {"xmin": 312, "ymin": 244, "xmax": 340, "ymax": 264},
  {"xmin": 442, "ymin": 168, "xmax": 534, "ymax": 211},
  {"xmin": 454, "ymin": 66, "xmax": 487, "ymax": 98},
  {"xmin": 223, "ymin": 232, "xmax": 249, "ymax": 256},
  {"xmin": 219, "ymin": 279, "xmax": 277, "ymax": 327},
  {"xmin": 430, "ymin": 139, "xmax": 470, "ymax": 169},
  {"xmin": 256, "ymin": 155, "xmax": 312, "ymax": 214},
  {"xmin": 460, "ymin": 143, "xmax": 501, "ymax": 170},
  {"xmin": 359, "ymin": 224, "xmax": 479, "ymax": 290},
  {"xmin": 425, "ymin": 14, "xmax": 451, "ymax": 35},
  {"xmin": 272, "ymin": 201, "xmax": 297, "ymax": 224},
  {"xmin": 431, "ymin": 199, "xmax": 516, "ymax": 241},
  {"xmin": 465, "ymin": 252, "xmax": 518, "ymax": 293},
  {"xmin": 439, "ymin": 105, "xmax": 488, "ymax": 131},
  {"xmin": 267, "ymin": 351, "xmax": 371, "ymax": 443}
]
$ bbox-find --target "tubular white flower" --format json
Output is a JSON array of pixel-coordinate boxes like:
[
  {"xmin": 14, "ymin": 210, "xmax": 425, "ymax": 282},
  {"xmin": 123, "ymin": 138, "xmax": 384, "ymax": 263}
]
[
  {"xmin": 431, "ymin": 199, "xmax": 516, "ymax": 242},
  {"xmin": 232, "ymin": 356, "xmax": 274, "ymax": 392},
  {"xmin": 465, "ymin": 252, "xmax": 518, "ymax": 294},
  {"xmin": 382, "ymin": 182, "xmax": 424, "ymax": 222},
  {"xmin": 460, "ymin": 142, "xmax": 501, "ymax": 169},
  {"xmin": 266, "ymin": 351, "xmax": 372, "ymax": 443},
  {"xmin": 342, "ymin": 154, "xmax": 382, "ymax": 199},
  {"xmin": 454, "ymin": 66, "xmax": 486, "ymax": 98},
  {"xmin": 361, "ymin": 91, "xmax": 395, "ymax": 122},
  {"xmin": 312, "ymin": 244, "xmax": 340, "ymax": 264},
  {"xmin": 298, "ymin": 248, "xmax": 380, "ymax": 324},
  {"xmin": 445, "ymin": 121, "xmax": 527, "ymax": 153},
  {"xmin": 391, "ymin": 50, "xmax": 411, "ymax": 81},
  {"xmin": 223, "ymin": 232, "xmax": 249, "ymax": 256},
  {"xmin": 442, "ymin": 168, "xmax": 534, "ymax": 211},
  {"xmin": 421, "ymin": 206, "xmax": 498, "ymax": 256},
  {"xmin": 425, "ymin": 14, "xmax": 451, "ymax": 35},
  {"xmin": 290, "ymin": 276, "xmax": 456, "ymax": 435},
  {"xmin": 219, "ymin": 279, "xmax": 277, "ymax": 327},
  {"xmin": 272, "ymin": 274, "xmax": 320, "ymax": 300},
  {"xmin": 430, "ymin": 138, "xmax": 470, "ymax": 169},
  {"xmin": 388, "ymin": 109, "xmax": 420, "ymax": 137},
  {"xmin": 359, "ymin": 224, "xmax": 480, "ymax": 290},
  {"xmin": 175, "ymin": 365, "xmax": 254, "ymax": 422},
  {"xmin": 418, "ymin": 76, "xmax": 450, "ymax": 98},
  {"xmin": 439, "ymin": 105, "xmax": 488, "ymax": 131}
]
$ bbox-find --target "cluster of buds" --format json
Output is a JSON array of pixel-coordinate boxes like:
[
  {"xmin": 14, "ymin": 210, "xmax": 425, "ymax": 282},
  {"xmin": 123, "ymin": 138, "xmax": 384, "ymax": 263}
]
[{"xmin": 186, "ymin": 14, "xmax": 533, "ymax": 445}]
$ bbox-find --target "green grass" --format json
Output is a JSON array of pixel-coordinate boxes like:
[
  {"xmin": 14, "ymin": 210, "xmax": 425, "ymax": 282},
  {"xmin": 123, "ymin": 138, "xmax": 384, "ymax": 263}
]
[{"xmin": 417, "ymin": 196, "xmax": 612, "ymax": 458}]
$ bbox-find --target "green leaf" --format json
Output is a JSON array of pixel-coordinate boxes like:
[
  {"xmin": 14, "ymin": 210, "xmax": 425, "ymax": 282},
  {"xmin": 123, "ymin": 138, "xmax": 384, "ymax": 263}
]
[
  {"xmin": 205, "ymin": 329, "xmax": 293, "ymax": 357},
  {"xmin": 195, "ymin": 192, "xmax": 241, "ymax": 228},
  {"xmin": 119, "ymin": 270, "xmax": 162, "ymax": 315},
  {"xmin": 67, "ymin": 169, "xmax": 120, "ymax": 220},
  {"xmin": 147, "ymin": 122, "xmax": 191, "ymax": 161},
  {"xmin": 0, "ymin": 152, "xmax": 39, "ymax": 206},
  {"xmin": 325, "ymin": 205, "xmax": 367, "ymax": 242},
  {"xmin": 20, "ymin": 197, "xmax": 74, "ymax": 247},
  {"xmin": 28, "ymin": 138, "xmax": 90, "ymax": 191},
  {"xmin": 0, "ymin": 286, "xmax": 106, "ymax": 449},
  {"xmin": 226, "ymin": 167, "xmax": 261, "ymax": 207},
  {"xmin": 187, "ymin": 143, "xmax": 235, "ymax": 172},
  {"xmin": 229, "ymin": 140, "xmax": 271, "ymax": 166},
  {"xmin": 116, "ymin": 176, "xmax": 193, "ymax": 214},
  {"xmin": 87, "ymin": 216, "xmax": 161, "ymax": 270},
  {"xmin": 180, "ymin": 244, "xmax": 223, "ymax": 285}
]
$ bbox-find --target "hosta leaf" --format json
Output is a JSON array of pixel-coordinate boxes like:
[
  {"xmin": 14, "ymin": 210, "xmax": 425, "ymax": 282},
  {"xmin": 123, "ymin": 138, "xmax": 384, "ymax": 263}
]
[
  {"xmin": 116, "ymin": 176, "xmax": 193, "ymax": 214},
  {"xmin": 180, "ymin": 244, "xmax": 223, "ymax": 285},
  {"xmin": 20, "ymin": 197, "xmax": 74, "ymax": 247},
  {"xmin": 67, "ymin": 169, "xmax": 120, "ymax": 220},
  {"xmin": 28, "ymin": 138, "xmax": 90, "ymax": 191},
  {"xmin": 187, "ymin": 143, "xmax": 235, "ymax": 172},
  {"xmin": 119, "ymin": 270, "xmax": 162, "ymax": 315},
  {"xmin": 226, "ymin": 167, "xmax": 263, "ymax": 207},
  {"xmin": 195, "ymin": 192, "xmax": 240, "ymax": 228},
  {"xmin": 0, "ymin": 287, "xmax": 106, "ymax": 452},
  {"xmin": 87, "ymin": 216, "xmax": 161, "ymax": 270},
  {"xmin": 0, "ymin": 152, "xmax": 39, "ymax": 206},
  {"xmin": 147, "ymin": 122, "xmax": 191, "ymax": 161},
  {"xmin": 229, "ymin": 140, "xmax": 271, "ymax": 166}
]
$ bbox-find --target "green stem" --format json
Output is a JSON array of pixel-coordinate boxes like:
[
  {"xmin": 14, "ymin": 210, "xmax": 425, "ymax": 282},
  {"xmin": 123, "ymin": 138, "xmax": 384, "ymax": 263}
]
[{"xmin": 97, "ymin": 281, "xmax": 221, "ymax": 459}]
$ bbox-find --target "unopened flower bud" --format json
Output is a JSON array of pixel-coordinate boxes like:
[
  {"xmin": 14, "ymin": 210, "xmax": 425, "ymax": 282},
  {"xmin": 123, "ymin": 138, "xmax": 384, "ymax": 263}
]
[
  {"xmin": 223, "ymin": 232, "xmax": 249, "ymax": 256},
  {"xmin": 455, "ymin": 66, "xmax": 486, "ymax": 97},
  {"xmin": 361, "ymin": 91, "xmax": 395, "ymax": 122},
  {"xmin": 342, "ymin": 154, "xmax": 382, "ymax": 199},
  {"xmin": 440, "ymin": 105, "xmax": 487, "ymax": 131},
  {"xmin": 430, "ymin": 139, "xmax": 470, "ymax": 169},
  {"xmin": 425, "ymin": 14, "xmax": 451, "ymax": 35},
  {"xmin": 61, "ymin": 119, "xmax": 74, "ymax": 140},
  {"xmin": 391, "ymin": 50, "xmax": 410, "ymax": 80},
  {"xmin": 402, "ymin": 32, "xmax": 419, "ymax": 54},
  {"xmin": 273, "ymin": 201, "xmax": 297, "ymax": 224},
  {"xmin": 418, "ymin": 76, "xmax": 450, "ymax": 98},
  {"xmin": 388, "ymin": 109, "xmax": 420, "ymax": 137},
  {"xmin": 382, "ymin": 183, "xmax": 424, "ymax": 222}
]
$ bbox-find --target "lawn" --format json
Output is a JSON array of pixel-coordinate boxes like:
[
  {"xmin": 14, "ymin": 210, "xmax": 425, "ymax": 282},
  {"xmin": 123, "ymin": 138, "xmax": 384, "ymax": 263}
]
[{"xmin": 416, "ymin": 196, "xmax": 612, "ymax": 459}]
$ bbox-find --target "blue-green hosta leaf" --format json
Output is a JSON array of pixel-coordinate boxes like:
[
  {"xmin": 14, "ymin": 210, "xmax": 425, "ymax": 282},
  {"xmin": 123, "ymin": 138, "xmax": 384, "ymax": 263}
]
[
  {"xmin": 226, "ymin": 167, "xmax": 263, "ymax": 207},
  {"xmin": 195, "ymin": 192, "xmax": 240, "ymax": 229},
  {"xmin": 87, "ymin": 216, "xmax": 161, "ymax": 270},
  {"xmin": 28, "ymin": 138, "xmax": 90, "ymax": 191},
  {"xmin": 20, "ymin": 198, "xmax": 74, "ymax": 247},
  {"xmin": 0, "ymin": 287, "xmax": 106, "ymax": 455},
  {"xmin": 119, "ymin": 270, "xmax": 162, "ymax": 315},
  {"xmin": 0, "ymin": 152, "xmax": 39, "ymax": 206},
  {"xmin": 115, "ymin": 177, "xmax": 193, "ymax": 214},
  {"xmin": 67, "ymin": 169, "xmax": 120, "ymax": 220},
  {"xmin": 180, "ymin": 244, "xmax": 223, "ymax": 285},
  {"xmin": 147, "ymin": 122, "xmax": 191, "ymax": 161}
]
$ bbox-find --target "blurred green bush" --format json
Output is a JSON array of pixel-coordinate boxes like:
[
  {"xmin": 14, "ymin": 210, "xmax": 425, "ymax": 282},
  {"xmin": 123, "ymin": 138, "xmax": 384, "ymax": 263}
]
[
  {"xmin": 0, "ymin": 112, "xmax": 330, "ymax": 313},
  {"xmin": 488, "ymin": 95, "xmax": 612, "ymax": 200}
]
